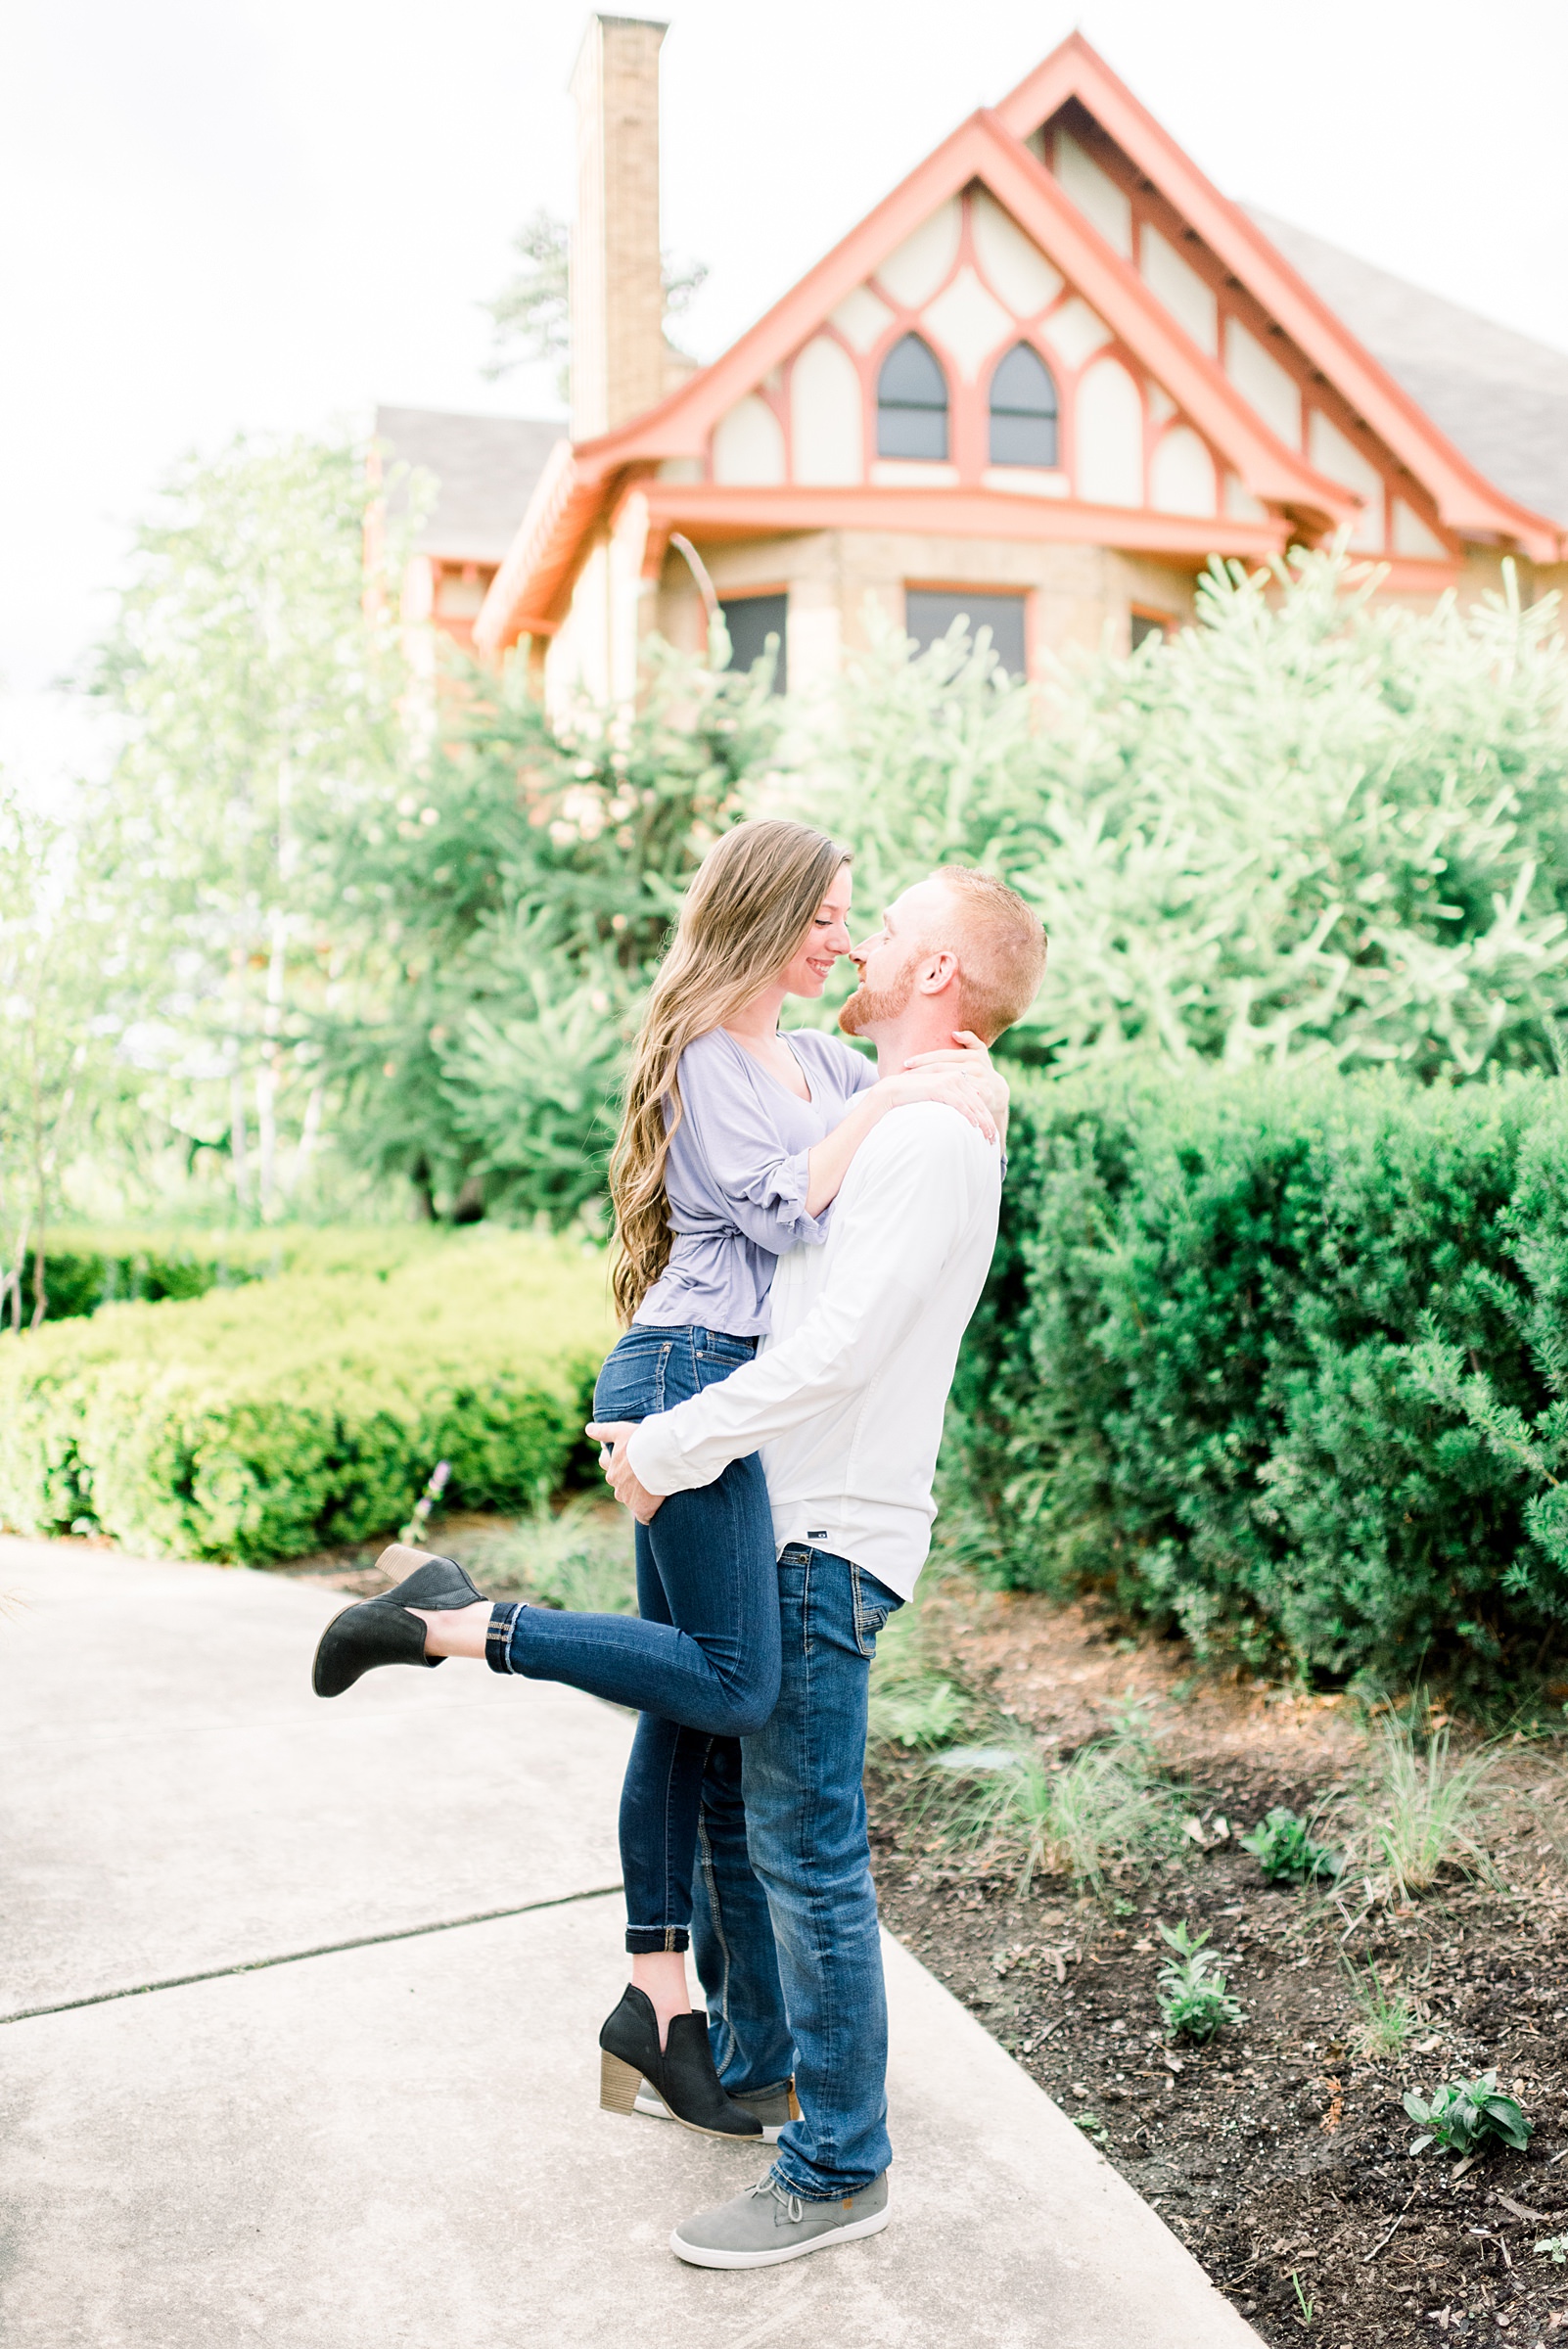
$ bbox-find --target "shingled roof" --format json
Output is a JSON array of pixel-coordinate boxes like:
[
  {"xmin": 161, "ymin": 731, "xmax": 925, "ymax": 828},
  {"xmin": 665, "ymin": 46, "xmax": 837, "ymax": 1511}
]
[
  {"xmin": 374, "ymin": 407, "xmax": 563, "ymax": 564},
  {"xmin": 1248, "ymin": 212, "xmax": 1568, "ymax": 531}
]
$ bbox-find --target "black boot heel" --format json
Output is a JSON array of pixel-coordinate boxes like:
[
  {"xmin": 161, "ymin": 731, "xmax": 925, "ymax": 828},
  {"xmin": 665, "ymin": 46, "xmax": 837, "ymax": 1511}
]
[
  {"xmin": 598, "ymin": 1987, "xmax": 761, "ymax": 2140},
  {"xmin": 311, "ymin": 1546, "xmax": 486, "ymax": 1699}
]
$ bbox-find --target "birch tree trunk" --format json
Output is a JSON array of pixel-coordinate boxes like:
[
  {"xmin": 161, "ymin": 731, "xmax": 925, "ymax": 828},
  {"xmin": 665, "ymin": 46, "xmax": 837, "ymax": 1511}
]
[
  {"xmin": 230, "ymin": 1064, "xmax": 252, "ymax": 1212},
  {"xmin": 228, "ymin": 939, "xmax": 252, "ymax": 1212},
  {"xmin": 255, "ymin": 908, "xmax": 286, "ymax": 1219}
]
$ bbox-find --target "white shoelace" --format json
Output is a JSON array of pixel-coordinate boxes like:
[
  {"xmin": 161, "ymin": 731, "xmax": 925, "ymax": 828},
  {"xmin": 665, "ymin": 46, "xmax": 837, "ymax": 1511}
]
[{"xmin": 748, "ymin": 2174, "xmax": 804, "ymax": 2226}]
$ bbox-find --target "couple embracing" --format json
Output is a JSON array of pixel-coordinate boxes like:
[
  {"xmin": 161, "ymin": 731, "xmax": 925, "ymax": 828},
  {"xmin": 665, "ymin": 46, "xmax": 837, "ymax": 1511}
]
[{"xmin": 313, "ymin": 820, "xmax": 1046, "ymax": 2270}]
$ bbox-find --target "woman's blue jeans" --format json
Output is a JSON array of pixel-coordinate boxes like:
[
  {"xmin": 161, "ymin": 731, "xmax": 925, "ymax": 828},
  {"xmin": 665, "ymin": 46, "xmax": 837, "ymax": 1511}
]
[{"xmin": 485, "ymin": 1324, "xmax": 780, "ymax": 1954}]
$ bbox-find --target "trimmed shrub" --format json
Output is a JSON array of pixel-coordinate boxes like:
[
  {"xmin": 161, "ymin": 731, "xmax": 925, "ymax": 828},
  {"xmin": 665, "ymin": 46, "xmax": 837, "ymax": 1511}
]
[
  {"xmin": 18, "ymin": 1223, "xmax": 444, "ymax": 1324},
  {"xmin": 947, "ymin": 1065, "xmax": 1568, "ymax": 1687},
  {"xmin": 0, "ymin": 1231, "xmax": 615, "ymax": 1564}
]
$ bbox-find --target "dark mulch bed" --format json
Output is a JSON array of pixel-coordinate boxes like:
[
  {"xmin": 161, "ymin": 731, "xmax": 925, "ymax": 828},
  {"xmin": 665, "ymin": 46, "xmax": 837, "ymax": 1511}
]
[
  {"xmin": 275, "ymin": 1522, "xmax": 1568, "ymax": 2337},
  {"xmin": 868, "ymin": 1590, "xmax": 1568, "ymax": 2346}
]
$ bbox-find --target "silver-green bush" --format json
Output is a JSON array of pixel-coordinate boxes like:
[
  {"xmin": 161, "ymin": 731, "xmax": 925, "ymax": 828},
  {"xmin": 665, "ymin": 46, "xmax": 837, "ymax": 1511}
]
[{"xmin": 796, "ymin": 549, "xmax": 1568, "ymax": 1081}]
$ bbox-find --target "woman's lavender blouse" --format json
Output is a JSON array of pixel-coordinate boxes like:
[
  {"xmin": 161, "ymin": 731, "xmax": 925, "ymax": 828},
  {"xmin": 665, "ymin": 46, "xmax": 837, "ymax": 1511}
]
[{"xmin": 634, "ymin": 1027, "xmax": 878, "ymax": 1338}]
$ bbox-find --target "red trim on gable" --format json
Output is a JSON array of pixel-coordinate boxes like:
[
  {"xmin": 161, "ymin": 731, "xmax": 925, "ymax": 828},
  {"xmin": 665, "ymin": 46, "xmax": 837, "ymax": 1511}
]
[
  {"xmin": 475, "ymin": 32, "xmax": 1546, "ymax": 657},
  {"xmin": 563, "ymin": 114, "xmax": 1347, "ymax": 517},
  {"xmin": 628, "ymin": 477, "xmax": 1295, "ymax": 564},
  {"xmin": 973, "ymin": 121, "xmax": 1350, "ymax": 520},
  {"xmin": 477, "ymin": 122, "xmax": 1350, "ymax": 651},
  {"xmin": 994, "ymin": 36, "xmax": 1562, "ymax": 561},
  {"xmin": 478, "ymin": 436, "xmax": 587, "ymax": 646}
]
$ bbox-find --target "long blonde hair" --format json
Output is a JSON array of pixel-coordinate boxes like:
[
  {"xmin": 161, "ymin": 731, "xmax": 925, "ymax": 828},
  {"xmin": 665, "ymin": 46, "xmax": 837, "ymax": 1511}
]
[{"xmin": 609, "ymin": 818, "xmax": 851, "ymax": 1324}]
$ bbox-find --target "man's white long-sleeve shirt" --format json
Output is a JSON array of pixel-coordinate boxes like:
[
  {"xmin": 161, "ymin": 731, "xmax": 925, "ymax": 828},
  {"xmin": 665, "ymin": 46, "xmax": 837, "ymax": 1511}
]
[{"xmin": 625, "ymin": 1104, "xmax": 1002, "ymax": 1601}]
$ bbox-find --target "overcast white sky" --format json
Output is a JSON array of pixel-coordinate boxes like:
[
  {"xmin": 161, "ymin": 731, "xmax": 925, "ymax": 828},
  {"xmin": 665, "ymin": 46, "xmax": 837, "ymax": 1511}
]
[{"xmin": 6, "ymin": 0, "xmax": 1567, "ymax": 787}]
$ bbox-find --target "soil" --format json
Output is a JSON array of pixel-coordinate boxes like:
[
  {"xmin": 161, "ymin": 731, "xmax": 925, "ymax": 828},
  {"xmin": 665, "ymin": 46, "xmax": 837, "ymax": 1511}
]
[
  {"xmin": 868, "ymin": 1582, "xmax": 1568, "ymax": 2346},
  {"xmin": 271, "ymin": 1519, "xmax": 1568, "ymax": 2339}
]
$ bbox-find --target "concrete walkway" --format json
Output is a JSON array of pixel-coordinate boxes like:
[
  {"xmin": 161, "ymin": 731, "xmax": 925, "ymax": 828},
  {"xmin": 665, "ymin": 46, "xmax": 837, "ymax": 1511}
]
[{"xmin": 0, "ymin": 1536, "xmax": 1262, "ymax": 2347}]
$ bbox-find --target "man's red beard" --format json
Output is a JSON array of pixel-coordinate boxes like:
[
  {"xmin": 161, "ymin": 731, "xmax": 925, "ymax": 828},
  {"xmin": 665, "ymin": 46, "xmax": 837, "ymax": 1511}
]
[{"xmin": 838, "ymin": 956, "xmax": 918, "ymax": 1038}]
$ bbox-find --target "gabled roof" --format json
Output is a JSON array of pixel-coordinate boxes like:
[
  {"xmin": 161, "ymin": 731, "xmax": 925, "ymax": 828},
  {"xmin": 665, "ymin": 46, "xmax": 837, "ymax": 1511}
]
[
  {"xmin": 375, "ymin": 409, "xmax": 560, "ymax": 564},
  {"xmin": 992, "ymin": 36, "xmax": 1560, "ymax": 561},
  {"xmin": 580, "ymin": 112, "xmax": 1351, "ymax": 508},
  {"xmin": 477, "ymin": 34, "xmax": 1562, "ymax": 654},
  {"xmin": 1247, "ymin": 211, "xmax": 1568, "ymax": 530}
]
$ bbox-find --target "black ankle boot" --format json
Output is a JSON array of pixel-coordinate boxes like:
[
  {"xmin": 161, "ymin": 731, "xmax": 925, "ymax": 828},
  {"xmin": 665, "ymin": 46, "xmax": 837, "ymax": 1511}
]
[
  {"xmin": 311, "ymin": 1545, "xmax": 486, "ymax": 1699},
  {"xmin": 598, "ymin": 1987, "xmax": 761, "ymax": 2140}
]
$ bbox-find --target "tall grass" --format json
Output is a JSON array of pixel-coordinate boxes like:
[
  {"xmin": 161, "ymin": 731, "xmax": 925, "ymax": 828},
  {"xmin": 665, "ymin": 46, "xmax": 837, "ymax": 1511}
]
[
  {"xmin": 466, "ymin": 1497, "xmax": 637, "ymax": 1614},
  {"xmin": 921, "ymin": 1727, "xmax": 1183, "ymax": 1896},
  {"xmin": 1362, "ymin": 1705, "xmax": 1499, "ymax": 1900},
  {"xmin": 866, "ymin": 1598, "xmax": 970, "ymax": 1755}
]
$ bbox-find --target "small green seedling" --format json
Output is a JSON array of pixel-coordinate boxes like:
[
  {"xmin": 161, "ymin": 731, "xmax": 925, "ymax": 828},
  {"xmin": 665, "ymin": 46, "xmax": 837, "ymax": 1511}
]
[
  {"xmin": 1291, "ymin": 2270, "xmax": 1314, "ymax": 2329},
  {"xmin": 1344, "ymin": 1958, "xmax": 1414, "ymax": 2060},
  {"xmin": 1155, "ymin": 1919, "xmax": 1244, "ymax": 2042},
  {"xmin": 1536, "ymin": 2234, "xmax": 1568, "ymax": 2265},
  {"xmin": 1240, "ymin": 1807, "xmax": 1343, "ymax": 1884},
  {"xmin": 1403, "ymin": 2070, "xmax": 1533, "ymax": 2157}
]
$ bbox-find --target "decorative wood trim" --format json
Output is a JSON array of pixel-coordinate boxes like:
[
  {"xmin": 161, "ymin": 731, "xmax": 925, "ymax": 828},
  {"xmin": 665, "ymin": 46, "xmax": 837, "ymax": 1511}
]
[
  {"xmin": 475, "ymin": 30, "xmax": 1545, "ymax": 656},
  {"xmin": 992, "ymin": 34, "xmax": 1561, "ymax": 561},
  {"xmin": 635, "ymin": 478, "xmax": 1289, "ymax": 560}
]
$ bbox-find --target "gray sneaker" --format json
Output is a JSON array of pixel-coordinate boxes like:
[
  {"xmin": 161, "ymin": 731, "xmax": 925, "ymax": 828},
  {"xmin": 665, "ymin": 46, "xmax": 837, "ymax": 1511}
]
[
  {"xmin": 670, "ymin": 2170, "xmax": 890, "ymax": 2269},
  {"xmin": 634, "ymin": 2077, "xmax": 800, "ymax": 2142}
]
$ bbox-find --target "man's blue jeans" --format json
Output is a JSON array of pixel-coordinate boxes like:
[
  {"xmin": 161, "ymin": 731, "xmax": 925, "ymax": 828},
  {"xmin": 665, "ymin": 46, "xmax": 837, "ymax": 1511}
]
[{"xmin": 690, "ymin": 1543, "xmax": 903, "ymax": 2200}]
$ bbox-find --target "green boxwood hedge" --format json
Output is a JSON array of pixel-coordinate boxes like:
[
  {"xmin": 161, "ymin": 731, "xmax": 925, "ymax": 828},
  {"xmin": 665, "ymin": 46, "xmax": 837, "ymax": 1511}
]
[
  {"xmin": 17, "ymin": 1230, "xmax": 256, "ymax": 1324},
  {"xmin": 949, "ymin": 1066, "xmax": 1568, "ymax": 1688},
  {"xmin": 0, "ymin": 1231, "xmax": 615, "ymax": 1564},
  {"xmin": 17, "ymin": 1223, "xmax": 445, "ymax": 1324}
]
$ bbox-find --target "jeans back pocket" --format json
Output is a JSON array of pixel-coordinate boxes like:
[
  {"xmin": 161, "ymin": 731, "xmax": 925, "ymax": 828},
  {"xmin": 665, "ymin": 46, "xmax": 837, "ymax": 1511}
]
[{"xmin": 593, "ymin": 1332, "xmax": 674, "ymax": 1423}]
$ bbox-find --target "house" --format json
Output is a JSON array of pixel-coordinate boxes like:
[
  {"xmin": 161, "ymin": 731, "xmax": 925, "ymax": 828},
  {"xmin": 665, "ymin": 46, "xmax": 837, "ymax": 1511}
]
[
  {"xmin": 466, "ymin": 18, "xmax": 1568, "ymax": 702},
  {"xmin": 371, "ymin": 408, "xmax": 561, "ymax": 647}
]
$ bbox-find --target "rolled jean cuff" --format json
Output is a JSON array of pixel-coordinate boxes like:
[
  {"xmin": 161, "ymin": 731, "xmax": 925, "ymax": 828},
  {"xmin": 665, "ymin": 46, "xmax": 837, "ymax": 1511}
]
[
  {"xmin": 767, "ymin": 2158, "xmax": 872, "ymax": 2204},
  {"xmin": 769, "ymin": 2161, "xmax": 845, "ymax": 2198},
  {"xmin": 485, "ymin": 1601, "xmax": 525, "ymax": 1675},
  {"xmin": 625, "ymin": 1924, "xmax": 691, "ymax": 1955}
]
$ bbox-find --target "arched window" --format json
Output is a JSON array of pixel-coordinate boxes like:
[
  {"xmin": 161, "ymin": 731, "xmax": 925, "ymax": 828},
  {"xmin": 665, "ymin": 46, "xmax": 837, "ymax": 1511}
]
[
  {"xmin": 876, "ymin": 334, "xmax": 948, "ymax": 460},
  {"xmin": 989, "ymin": 343, "xmax": 1058, "ymax": 467}
]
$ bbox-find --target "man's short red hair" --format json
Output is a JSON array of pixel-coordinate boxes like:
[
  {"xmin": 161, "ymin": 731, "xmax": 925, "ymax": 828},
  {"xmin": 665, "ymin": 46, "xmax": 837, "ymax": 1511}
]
[{"xmin": 932, "ymin": 866, "xmax": 1047, "ymax": 1042}]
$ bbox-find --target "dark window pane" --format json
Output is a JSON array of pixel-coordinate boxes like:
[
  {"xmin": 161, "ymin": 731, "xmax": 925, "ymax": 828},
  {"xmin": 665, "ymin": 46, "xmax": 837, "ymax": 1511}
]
[
  {"xmin": 1130, "ymin": 611, "xmax": 1171, "ymax": 653},
  {"xmin": 991, "ymin": 343, "xmax": 1057, "ymax": 417},
  {"xmin": 878, "ymin": 403, "xmax": 949, "ymax": 460},
  {"xmin": 990, "ymin": 344, "xmax": 1058, "ymax": 467},
  {"xmin": 720, "ymin": 592, "xmax": 787, "ymax": 693},
  {"xmin": 878, "ymin": 333, "xmax": 947, "ymax": 408},
  {"xmin": 877, "ymin": 333, "xmax": 949, "ymax": 460},
  {"xmin": 990, "ymin": 408, "xmax": 1057, "ymax": 466},
  {"xmin": 905, "ymin": 588, "xmax": 1027, "ymax": 679}
]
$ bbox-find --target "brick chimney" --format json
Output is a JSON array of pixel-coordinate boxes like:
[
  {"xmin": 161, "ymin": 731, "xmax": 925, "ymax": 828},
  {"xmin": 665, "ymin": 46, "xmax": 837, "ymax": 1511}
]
[{"xmin": 570, "ymin": 15, "xmax": 669, "ymax": 442}]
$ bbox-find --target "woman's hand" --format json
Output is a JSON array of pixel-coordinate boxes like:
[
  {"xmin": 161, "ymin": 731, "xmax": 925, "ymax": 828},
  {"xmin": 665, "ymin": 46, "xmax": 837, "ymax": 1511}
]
[
  {"xmin": 900, "ymin": 1029, "xmax": 1009, "ymax": 1139},
  {"xmin": 805, "ymin": 1031, "xmax": 1007, "ymax": 1215},
  {"xmin": 866, "ymin": 1062, "xmax": 1003, "ymax": 1146},
  {"xmin": 874, "ymin": 1030, "xmax": 1009, "ymax": 1145}
]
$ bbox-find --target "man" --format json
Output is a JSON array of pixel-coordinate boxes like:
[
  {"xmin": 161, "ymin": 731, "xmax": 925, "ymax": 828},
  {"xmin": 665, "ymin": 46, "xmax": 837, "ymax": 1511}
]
[{"xmin": 590, "ymin": 864, "xmax": 1046, "ymax": 2269}]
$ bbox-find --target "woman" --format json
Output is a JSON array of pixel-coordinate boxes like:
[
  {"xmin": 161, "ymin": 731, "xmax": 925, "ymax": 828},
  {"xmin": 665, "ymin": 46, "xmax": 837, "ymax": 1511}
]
[{"xmin": 310, "ymin": 819, "xmax": 1002, "ymax": 2138}]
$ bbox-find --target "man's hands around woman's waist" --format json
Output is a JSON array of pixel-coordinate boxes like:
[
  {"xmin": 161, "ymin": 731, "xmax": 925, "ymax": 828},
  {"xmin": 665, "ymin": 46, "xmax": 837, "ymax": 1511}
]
[{"xmin": 586, "ymin": 1421, "xmax": 666, "ymax": 1522}]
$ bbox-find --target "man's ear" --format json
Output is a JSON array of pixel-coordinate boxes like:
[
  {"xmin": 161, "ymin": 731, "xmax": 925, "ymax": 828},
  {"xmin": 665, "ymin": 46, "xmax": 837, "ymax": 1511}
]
[{"xmin": 916, "ymin": 948, "xmax": 961, "ymax": 997}]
